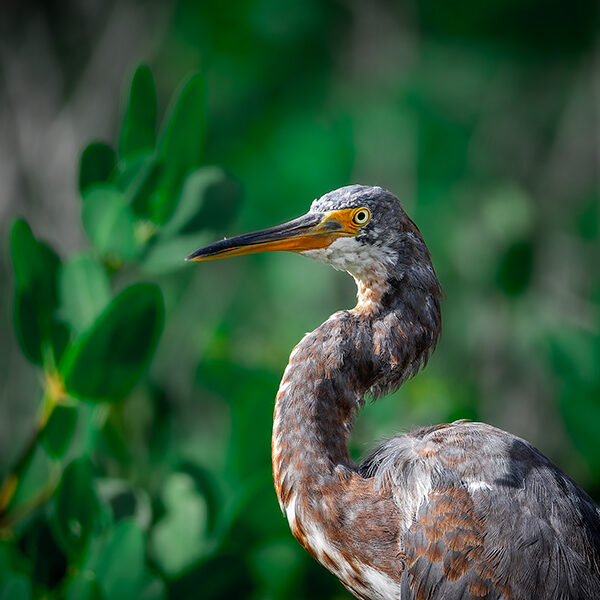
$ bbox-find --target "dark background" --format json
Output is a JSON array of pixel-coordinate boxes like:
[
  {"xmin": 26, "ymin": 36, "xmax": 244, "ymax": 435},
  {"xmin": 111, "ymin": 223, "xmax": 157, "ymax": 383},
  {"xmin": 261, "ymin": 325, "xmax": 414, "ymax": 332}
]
[{"xmin": 1, "ymin": 1, "xmax": 599, "ymax": 598}]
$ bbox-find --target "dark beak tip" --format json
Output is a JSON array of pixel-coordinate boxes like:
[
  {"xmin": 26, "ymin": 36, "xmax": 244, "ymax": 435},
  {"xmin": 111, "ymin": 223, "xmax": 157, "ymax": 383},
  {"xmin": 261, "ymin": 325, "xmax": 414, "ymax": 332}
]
[
  {"xmin": 185, "ymin": 250, "xmax": 202, "ymax": 261},
  {"xmin": 184, "ymin": 211, "xmax": 326, "ymax": 263}
]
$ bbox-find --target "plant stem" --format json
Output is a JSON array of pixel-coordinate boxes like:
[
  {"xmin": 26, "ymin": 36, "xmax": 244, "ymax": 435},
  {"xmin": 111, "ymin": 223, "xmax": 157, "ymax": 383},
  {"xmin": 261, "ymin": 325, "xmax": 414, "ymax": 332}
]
[{"xmin": 0, "ymin": 370, "xmax": 65, "ymax": 526}]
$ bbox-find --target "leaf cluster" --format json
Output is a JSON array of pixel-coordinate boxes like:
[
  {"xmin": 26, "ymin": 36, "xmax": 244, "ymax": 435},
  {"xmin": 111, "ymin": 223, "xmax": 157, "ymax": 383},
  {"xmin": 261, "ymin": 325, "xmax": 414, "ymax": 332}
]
[{"xmin": 1, "ymin": 65, "xmax": 244, "ymax": 600}]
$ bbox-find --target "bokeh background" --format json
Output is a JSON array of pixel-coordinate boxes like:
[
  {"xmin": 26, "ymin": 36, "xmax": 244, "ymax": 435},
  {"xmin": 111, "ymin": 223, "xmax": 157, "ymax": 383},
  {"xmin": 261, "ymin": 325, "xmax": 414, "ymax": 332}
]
[{"xmin": 1, "ymin": 1, "xmax": 599, "ymax": 598}]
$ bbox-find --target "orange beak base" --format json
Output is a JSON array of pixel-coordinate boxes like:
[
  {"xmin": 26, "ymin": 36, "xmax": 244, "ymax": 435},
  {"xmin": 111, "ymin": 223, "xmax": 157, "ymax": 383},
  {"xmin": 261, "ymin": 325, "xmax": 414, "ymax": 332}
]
[{"xmin": 186, "ymin": 209, "xmax": 360, "ymax": 262}]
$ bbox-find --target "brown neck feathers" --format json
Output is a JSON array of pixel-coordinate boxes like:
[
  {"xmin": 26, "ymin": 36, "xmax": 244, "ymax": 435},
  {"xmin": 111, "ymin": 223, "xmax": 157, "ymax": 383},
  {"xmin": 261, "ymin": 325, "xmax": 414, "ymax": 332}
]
[{"xmin": 272, "ymin": 268, "xmax": 441, "ymax": 511}]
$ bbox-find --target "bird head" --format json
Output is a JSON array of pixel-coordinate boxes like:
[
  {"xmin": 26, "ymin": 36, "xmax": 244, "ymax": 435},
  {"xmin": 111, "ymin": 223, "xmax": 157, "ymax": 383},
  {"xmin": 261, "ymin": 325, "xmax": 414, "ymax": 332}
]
[{"xmin": 186, "ymin": 185, "xmax": 434, "ymax": 292}]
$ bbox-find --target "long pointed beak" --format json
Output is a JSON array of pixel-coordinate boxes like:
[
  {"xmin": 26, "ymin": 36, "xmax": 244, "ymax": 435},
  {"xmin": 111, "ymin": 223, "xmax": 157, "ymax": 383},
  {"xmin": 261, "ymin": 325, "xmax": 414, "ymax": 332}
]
[{"xmin": 186, "ymin": 209, "xmax": 357, "ymax": 261}]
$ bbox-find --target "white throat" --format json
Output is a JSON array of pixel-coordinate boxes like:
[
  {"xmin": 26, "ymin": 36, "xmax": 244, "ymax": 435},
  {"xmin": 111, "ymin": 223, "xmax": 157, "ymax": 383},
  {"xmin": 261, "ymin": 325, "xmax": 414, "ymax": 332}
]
[{"xmin": 301, "ymin": 237, "xmax": 396, "ymax": 313}]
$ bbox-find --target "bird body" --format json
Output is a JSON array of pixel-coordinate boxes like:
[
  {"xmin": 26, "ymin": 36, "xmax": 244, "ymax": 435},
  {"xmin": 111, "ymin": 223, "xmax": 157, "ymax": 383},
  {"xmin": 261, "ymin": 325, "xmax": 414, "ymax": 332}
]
[{"xmin": 188, "ymin": 185, "xmax": 600, "ymax": 599}]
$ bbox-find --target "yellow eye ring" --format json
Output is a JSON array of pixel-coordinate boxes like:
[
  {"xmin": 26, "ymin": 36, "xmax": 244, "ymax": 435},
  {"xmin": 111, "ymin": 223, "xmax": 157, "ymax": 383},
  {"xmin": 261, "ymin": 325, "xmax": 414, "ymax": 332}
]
[{"xmin": 351, "ymin": 207, "xmax": 371, "ymax": 227}]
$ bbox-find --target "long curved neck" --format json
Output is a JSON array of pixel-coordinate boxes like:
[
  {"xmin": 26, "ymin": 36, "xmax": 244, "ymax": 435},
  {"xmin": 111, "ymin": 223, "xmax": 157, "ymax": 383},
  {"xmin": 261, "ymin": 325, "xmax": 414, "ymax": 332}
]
[
  {"xmin": 272, "ymin": 319, "xmax": 362, "ymax": 509},
  {"xmin": 272, "ymin": 264, "xmax": 441, "ymax": 511}
]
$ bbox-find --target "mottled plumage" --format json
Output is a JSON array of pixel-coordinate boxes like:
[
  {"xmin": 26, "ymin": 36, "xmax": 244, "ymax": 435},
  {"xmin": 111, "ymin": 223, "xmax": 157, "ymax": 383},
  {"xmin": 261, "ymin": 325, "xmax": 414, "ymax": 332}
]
[{"xmin": 189, "ymin": 185, "xmax": 600, "ymax": 600}]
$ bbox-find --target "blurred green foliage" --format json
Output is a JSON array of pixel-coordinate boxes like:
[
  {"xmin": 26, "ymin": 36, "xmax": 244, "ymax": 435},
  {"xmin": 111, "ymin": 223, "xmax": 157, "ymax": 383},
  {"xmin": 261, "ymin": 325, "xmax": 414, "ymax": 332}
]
[
  {"xmin": 1, "ymin": 1, "xmax": 600, "ymax": 599},
  {"xmin": 1, "ymin": 65, "xmax": 248, "ymax": 599}
]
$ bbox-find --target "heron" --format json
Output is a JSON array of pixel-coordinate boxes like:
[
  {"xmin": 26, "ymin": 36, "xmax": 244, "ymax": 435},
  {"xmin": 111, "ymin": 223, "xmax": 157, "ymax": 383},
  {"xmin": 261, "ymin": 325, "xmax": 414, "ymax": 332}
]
[{"xmin": 187, "ymin": 185, "xmax": 600, "ymax": 599}]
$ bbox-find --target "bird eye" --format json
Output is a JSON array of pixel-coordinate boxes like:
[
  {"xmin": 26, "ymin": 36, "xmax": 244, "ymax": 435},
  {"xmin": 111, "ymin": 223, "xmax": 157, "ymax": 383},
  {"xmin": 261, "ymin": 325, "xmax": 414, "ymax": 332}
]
[{"xmin": 352, "ymin": 208, "xmax": 371, "ymax": 226}]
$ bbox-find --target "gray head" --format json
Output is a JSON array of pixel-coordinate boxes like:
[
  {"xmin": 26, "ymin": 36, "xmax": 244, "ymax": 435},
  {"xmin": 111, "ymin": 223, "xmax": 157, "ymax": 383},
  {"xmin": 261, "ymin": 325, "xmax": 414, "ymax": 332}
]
[
  {"xmin": 301, "ymin": 185, "xmax": 436, "ymax": 289},
  {"xmin": 188, "ymin": 185, "xmax": 439, "ymax": 299}
]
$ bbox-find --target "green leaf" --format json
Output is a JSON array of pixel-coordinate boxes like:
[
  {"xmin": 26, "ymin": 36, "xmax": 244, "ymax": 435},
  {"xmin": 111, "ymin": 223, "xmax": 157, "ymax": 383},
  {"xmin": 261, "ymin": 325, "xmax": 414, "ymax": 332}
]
[
  {"xmin": 141, "ymin": 167, "xmax": 242, "ymax": 275},
  {"xmin": 61, "ymin": 283, "xmax": 164, "ymax": 402},
  {"xmin": 82, "ymin": 186, "xmax": 138, "ymax": 261},
  {"xmin": 160, "ymin": 167, "xmax": 222, "ymax": 237},
  {"xmin": 181, "ymin": 169, "xmax": 242, "ymax": 234},
  {"xmin": 14, "ymin": 295, "xmax": 69, "ymax": 365},
  {"xmin": 11, "ymin": 219, "xmax": 59, "ymax": 293},
  {"xmin": 139, "ymin": 575, "xmax": 166, "ymax": 600},
  {"xmin": 80, "ymin": 143, "xmax": 116, "ymax": 194},
  {"xmin": 41, "ymin": 405, "xmax": 78, "ymax": 458},
  {"xmin": 87, "ymin": 519, "xmax": 146, "ymax": 600},
  {"xmin": 161, "ymin": 166, "xmax": 241, "ymax": 237},
  {"xmin": 120, "ymin": 65, "xmax": 157, "ymax": 159},
  {"xmin": 53, "ymin": 458, "xmax": 102, "ymax": 559},
  {"xmin": 18, "ymin": 515, "xmax": 68, "ymax": 590},
  {"xmin": 65, "ymin": 572, "xmax": 103, "ymax": 600},
  {"xmin": 118, "ymin": 151, "xmax": 162, "ymax": 211},
  {"xmin": 149, "ymin": 472, "xmax": 208, "ymax": 576},
  {"xmin": 6, "ymin": 445, "xmax": 55, "ymax": 514},
  {"xmin": 60, "ymin": 252, "xmax": 111, "ymax": 335},
  {"xmin": 153, "ymin": 75, "xmax": 205, "ymax": 224},
  {"xmin": 141, "ymin": 232, "xmax": 211, "ymax": 275},
  {"xmin": 0, "ymin": 573, "xmax": 31, "ymax": 600},
  {"xmin": 10, "ymin": 219, "xmax": 67, "ymax": 365}
]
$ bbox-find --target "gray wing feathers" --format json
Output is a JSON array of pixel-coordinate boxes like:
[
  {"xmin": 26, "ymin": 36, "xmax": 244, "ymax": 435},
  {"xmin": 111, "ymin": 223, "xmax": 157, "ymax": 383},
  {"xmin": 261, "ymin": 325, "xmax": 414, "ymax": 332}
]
[{"xmin": 359, "ymin": 421, "xmax": 600, "ymax": 599}]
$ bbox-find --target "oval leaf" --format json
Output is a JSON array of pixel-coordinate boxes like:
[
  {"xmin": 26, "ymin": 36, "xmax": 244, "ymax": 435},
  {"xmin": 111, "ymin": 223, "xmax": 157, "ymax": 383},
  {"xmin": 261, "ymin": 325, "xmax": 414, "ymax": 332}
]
[
  {"xmin": 60, "ymin": 252, "xmax": 111, "ymax": 335},
  {"xmin": 82, "ymin": 186, "xmax": 138, "ymax": 261},
  {"xmin": 119, "ymin": 65, "xmax": 157, "ymax": 159},
  {"xmin": 14, "ymin": 294, "xmax": 69, "ymax": 365},
  {"xmin": 10, "ymin": 219, "xmax": 59, "ymax": 293},
  {"xmin": 160, "ymin": 166, "xmax": 243, "ymax": 238},
  {"xmin": 153, "ymin": 74, "xmax": 205, "ymax": 224},
  {"xmin": 61, "ymin": 284, "xmax": 164, "ymax": 402},
  {"xmin": 5, "ymin": 446, "xmax": 55, "ymax": 514},
  {"xmin": 18, "ymin": 516, "xmax": 67, "ymax": 590},
  {"xmin": 80, "ymin": 143, "xmax": 116, "ymax": 194},
  {"xmin": 87, "ymin": 519, "xmax": 146, "ymax": 600},
  {"xmin": 181, "ymin": 169, "xmax": 242, "ymax": 234},
  {"xmin": 160, "ymin": 167, "xmax": 224, "ymax": 237},
  {"xmin": 41, "ymin": 405, "xmax": 78, "ymax": 458},
  {"xmin": 53, "ymin": 458, "xmax": 102, "ymax": 559},
  {"xmin": 118, "ymin": 151, "xmax": 162, "ymax": 213},
  {"xmin": 10, "ymin": 219, "xmax": 66, "ymax": 365}
]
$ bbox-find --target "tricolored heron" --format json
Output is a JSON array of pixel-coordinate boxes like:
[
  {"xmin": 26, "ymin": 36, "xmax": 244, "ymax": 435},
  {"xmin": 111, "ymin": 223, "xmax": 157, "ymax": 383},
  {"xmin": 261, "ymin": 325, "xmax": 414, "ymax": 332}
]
[{"xmin": 188, "ymin": 185, "xmax": 600, "ymax": 599}]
